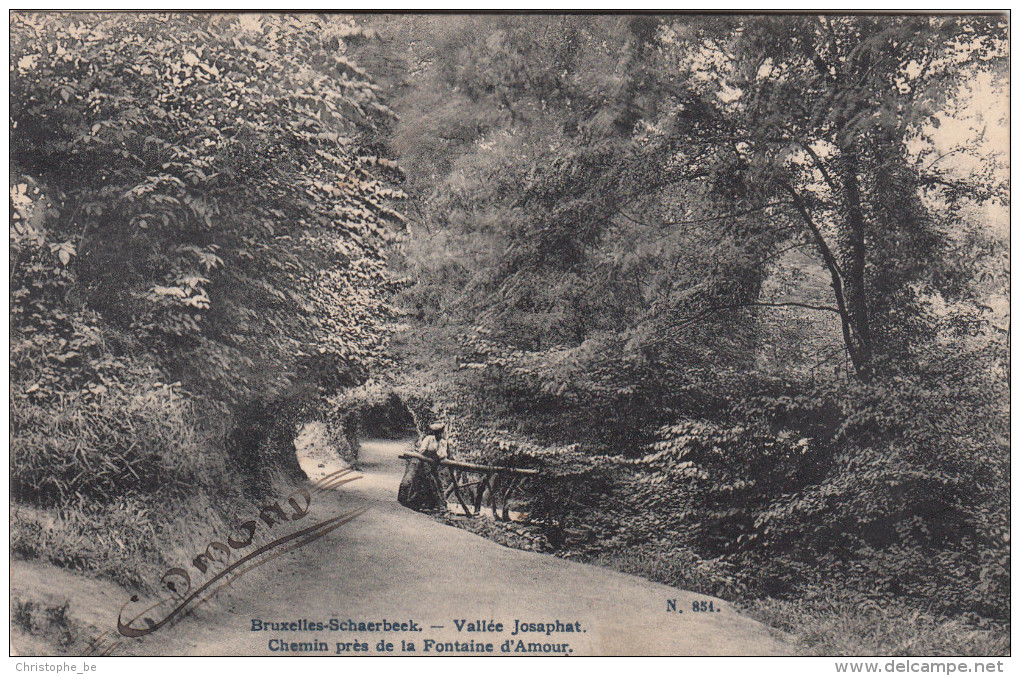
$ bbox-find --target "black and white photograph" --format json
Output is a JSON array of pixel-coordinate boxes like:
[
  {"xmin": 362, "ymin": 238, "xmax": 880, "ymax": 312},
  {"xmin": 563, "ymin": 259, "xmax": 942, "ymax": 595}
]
[{"xmin": 7, "ymin": 10, "xmax": 1010, "ymax": 664}]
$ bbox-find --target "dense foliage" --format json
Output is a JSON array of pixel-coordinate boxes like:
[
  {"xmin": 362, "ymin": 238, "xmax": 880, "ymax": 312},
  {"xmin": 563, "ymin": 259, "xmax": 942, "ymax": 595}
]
[
  {"xmin": 11, "ymin": 13, "xmax": 404, "ymax": 407},
  {"xmin": 10, "ymin": 12, "xmax": 404, "ymax": 582},
  {"xmin": 8, "ymin": 12, "xmax": 1009, "ymax": 651},
  {"xmin": 369, "ymin": 13, "xmax": 1009, "ymax": 630}
]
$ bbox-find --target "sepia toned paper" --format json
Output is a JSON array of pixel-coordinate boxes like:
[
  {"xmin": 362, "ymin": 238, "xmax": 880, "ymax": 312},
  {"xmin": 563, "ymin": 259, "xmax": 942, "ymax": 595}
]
[{"xmin": 8, "ymin": 11, "xmax": 1009, "ymax": 663}]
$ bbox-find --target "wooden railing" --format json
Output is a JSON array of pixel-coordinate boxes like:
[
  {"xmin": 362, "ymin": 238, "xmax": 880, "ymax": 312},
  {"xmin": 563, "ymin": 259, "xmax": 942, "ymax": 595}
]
[{"xmin": 398, "ymin": 451, "xmax": 539, "ymax": 521}]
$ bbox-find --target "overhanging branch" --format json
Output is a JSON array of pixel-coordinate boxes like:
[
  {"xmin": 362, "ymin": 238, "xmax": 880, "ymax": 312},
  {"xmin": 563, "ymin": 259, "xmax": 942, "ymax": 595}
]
[
  {"xmin": 780, "ymin": 181, "xmax": 862, "ymax": 373},
  {"xmin": 618, "ymin": 200, "xmax": 791, "ymax": 230},
  {"xmin": 672, "ymin": 300, "xmax": 841, "ymax": 333}
]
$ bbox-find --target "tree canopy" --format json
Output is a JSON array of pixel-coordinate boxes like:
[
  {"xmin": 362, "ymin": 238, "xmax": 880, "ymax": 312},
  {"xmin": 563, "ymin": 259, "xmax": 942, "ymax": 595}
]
[
  {"xmin": 370, "ymin": 14, "xmax": 1009, "ymax": 624},
  {"xmin": 385, "ymin": 14, "xmax": 1007, "ymax": 380},
  {"xmin": 11, "ymin": 12, "xmax": 406, "ymax": 407}
]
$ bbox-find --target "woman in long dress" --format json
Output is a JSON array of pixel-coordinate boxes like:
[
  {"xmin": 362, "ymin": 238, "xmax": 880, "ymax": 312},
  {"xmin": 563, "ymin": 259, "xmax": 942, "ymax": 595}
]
[{"xmin": 397, "ymin": 422, "xmax": 447, "ymax": 509}]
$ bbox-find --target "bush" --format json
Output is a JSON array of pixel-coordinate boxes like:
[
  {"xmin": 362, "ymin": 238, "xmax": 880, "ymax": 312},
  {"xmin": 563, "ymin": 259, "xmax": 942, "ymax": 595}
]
[
  {"xmin": 11, "ymin": 381, "xmax": 214, "ymax": 506},
  {"xmin": 341, "ymin": 382, "xmax": 416, "ymax": 438},
  {"xmin": 9, "ymin": 13, "xmax": 403, "ymax": 589},
  {"xmin": 11, "ymin": 13, "xmax": 403, "ymax": 407},
  {"xmin": 747, "ymin": 586, "xmax": 1009, "ymax": 656},
  {"xmin": 10, "ymin": 319, "xmax": 228, "ymax": 506},
  {"xmin": 421, "ymin": 322, "xmax": 1008, "ymax": 624},
  {"xmin": 633, "ymin": 353, "xmax": 1008, "ymax": 620},
  {"xmin": 321, "ymin": 382, "xmax": 394, "ymax": 460},
  {"xmin": 10, "ymin": 483, "xmax": 253, "ymax": 593}
]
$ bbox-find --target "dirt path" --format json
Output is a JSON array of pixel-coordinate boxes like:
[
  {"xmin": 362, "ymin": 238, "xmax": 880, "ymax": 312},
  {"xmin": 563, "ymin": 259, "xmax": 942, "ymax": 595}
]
[{"xmin": 17, "ymin": 434, "xmax": 791, "ymax": 656}]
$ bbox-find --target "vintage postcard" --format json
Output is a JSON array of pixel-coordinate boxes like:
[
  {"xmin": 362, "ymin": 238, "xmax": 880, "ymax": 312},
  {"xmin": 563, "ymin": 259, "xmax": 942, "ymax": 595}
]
[{"xmin": 8, "ymin": 10, "xmax": 1010, "ymax": 665}]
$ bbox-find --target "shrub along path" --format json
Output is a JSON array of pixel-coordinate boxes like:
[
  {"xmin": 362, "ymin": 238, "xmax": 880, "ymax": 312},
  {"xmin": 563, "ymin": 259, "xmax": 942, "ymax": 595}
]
[{"xmin": 15, "ymin": 435, "xmax": 791, "ymax": 656}]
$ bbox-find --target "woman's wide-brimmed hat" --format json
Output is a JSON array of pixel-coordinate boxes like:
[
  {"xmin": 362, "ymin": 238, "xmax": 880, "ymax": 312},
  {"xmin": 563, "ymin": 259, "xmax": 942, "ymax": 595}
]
[{"xmin": 428, "ymin": 422, "xmax": 446, "ymax": 431}]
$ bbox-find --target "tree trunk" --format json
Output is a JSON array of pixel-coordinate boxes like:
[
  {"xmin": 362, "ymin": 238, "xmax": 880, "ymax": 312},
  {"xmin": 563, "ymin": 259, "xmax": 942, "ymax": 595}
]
[
  {"xmin": 782, "ymin": 182, "xmax": 865, "ymax": 379},
  {"xmin": 840, "ymin": 146, "xmax": 873, "ymax": 380}
]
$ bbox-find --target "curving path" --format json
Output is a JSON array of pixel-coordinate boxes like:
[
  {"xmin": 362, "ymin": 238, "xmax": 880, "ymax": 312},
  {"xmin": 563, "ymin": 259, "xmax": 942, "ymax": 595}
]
[{"xmin": 107, "ymin": 432, "xmax": 790, "ymax": 656}]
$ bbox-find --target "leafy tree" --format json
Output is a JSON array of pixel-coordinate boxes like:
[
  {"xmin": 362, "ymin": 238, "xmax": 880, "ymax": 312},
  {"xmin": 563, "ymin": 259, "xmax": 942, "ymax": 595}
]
[
  {"xmin": 10, "ymin": 12, "xmax": 406, "ymax": 408},
  {"xmin": 370, "ymin": 15, "xmax": 1008, "ymax": 626},
  {"xmin": 380, "ymin": 16, "xmax": 671, "ymax": 347},
  {"xmin": 388, "ymin": 15, "xmax": 1007, "ymax": 381},
  {"xmin": 647, "ymin": 15, "xmax": 1009, "ymax": 379}
]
